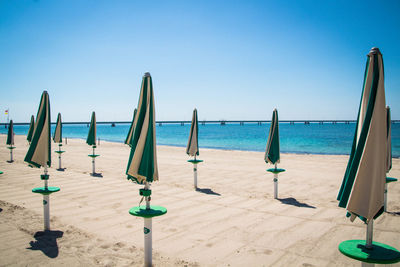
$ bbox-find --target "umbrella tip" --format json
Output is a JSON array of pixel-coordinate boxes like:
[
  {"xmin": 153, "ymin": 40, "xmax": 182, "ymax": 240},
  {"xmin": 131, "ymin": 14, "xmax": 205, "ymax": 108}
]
[
  {"xmin": 369, "ymin": 47, "xmax": 381, "ymax": 54},
  {"xmin": 144, "ymin": 72, "xmax": 151, "ymax": 77}
]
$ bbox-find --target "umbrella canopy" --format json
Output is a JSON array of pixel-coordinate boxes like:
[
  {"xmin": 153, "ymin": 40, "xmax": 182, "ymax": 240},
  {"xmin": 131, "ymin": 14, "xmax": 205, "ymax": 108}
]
[
  {"xmin": 53, "ymin": 113, "xmax": 62, "ymax": 143},
  {"xmin": 86, "ymin": 112, "xmax": 96, "ymax": 146},
  {"xmin": 126, "ymin": 72, "xmax": 158, "ymax": 184},
  {"xmin": 6, "ymin": 120, "xmax": 14, "ymax": 145},
  {"xmin": 386, "ymin": 106, "xmax": 392, "ymax": 173},
  {"xmin": 337, "ymin": 47, "xmax": 386, "ymax": 222},
  {"xmin": 264, "ymin": 109, "xmax": 280, "ymax": 165},
  {"xmin": 27, "ymin": 115, "xmax": 35, "ymax": 143},
  {"xmin": 186, "ymin": 108, "xmax": 199, "ymax": 157},
  {"xmin": 125, "ymin": 108, "xmax": 137, "ymax": 146},
  {"xmin": 24, "ymin": 91, "xmax": 51, "ymax": 168}
]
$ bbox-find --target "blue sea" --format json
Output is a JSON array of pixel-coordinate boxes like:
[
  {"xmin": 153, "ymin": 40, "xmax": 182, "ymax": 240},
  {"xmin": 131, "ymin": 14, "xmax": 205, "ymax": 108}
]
[{"xmin": 2, "ymin": 122, "xmax": 400, "ymax": 157}]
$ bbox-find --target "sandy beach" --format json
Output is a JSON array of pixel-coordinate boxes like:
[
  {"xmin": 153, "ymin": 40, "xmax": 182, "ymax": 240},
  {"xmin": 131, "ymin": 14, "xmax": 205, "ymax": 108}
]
[{"xmin": 0, "ymin": 134, "xmax": 399, "ymax": 266}]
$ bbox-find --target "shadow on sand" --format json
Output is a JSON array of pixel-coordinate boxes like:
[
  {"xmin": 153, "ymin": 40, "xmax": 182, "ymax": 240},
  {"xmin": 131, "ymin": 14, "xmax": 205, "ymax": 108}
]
[
  {"xmin": 27, "ymin": 230, "xmax": 63, "ymax": 258},
  {"xmin": 196, "ymin": 187, "xmax": 221, "ymax": 196},
  {"xmin": 386, "ymin": 211, "xmax": 400, "ymax": 216},
  {"xmin": 6, "ymin": 160, "xmax": 14, "ymax": 163},
  {"xmin": 56, "ymin": 168, "xmax": 66, "ymax": 172},
  {"xmin": 277, "ymin": 197, "xmax": 316, "ymax": 209},
  {"xmin": 90, "ymin": 173, "xmax": 103, "ymax": 178}
]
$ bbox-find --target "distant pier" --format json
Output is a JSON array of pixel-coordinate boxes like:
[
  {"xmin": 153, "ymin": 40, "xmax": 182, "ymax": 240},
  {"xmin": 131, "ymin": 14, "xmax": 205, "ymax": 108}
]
[{"xmin": 2, "ymin": 120, "xmax": 399, "ymax": 126}]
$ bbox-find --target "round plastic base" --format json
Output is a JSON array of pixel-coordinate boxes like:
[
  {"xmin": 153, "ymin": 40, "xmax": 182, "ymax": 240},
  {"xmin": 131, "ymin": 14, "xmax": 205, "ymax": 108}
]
[
  {"xmin": 339, "ymin": 239, "xmax": 400, "ymax": 264},
  {"xmin": 88, "ymin": 154, "xmax": 100, "ymax": 158},
  {"xmin": 188, "ymin": 159, "xmax": 203, "ymax": 164},
  {"xmin": 129, "ymin": 205, "xmax": 167, "ymax": 218},
  {"xmin": 55, "ymin": 151, "xmax": 65, "ymax": 154},
  {"xmin": 32, "ymin": 186, "xmax": 60, "ymax": 195},
  {"xmin": 267, "ymin": 168, "xmax": 286, "ymax": 174},
  {"xmin": 386, "ymin": 177, "xmax": 398, "ymax": 183},
  {"xmin": 7, "ymin": 146, "xmax": 16, "ymax": 149},
  {"xmin": 0, "ymin": 171, "xmax": 3, "ymax": 174}
]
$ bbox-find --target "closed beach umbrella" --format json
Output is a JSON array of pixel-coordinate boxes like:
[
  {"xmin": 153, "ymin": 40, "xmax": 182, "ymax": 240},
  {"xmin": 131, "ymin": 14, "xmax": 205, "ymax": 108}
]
[
  {"xmin": 86, "ymin": 112, "xmax": 96, "ymax": 146},
  {"xmin": 125, "ymin": 108, "xmax": 137, "ymax": 146},
  {"xmin": 265, "ymin": 109, "xmax": 280, "ymax": 165},
  {"xmin": 126, "ymin": 72, "xmax": 166, "ymax": 267},
  {"xmin": 265, "ymin": 109, "xmax": 285, "ymax": 199},
  {"xmin": 27, "ymin": 115, "xmax": 35, "ymax": 143},
  {"xmin": 87, "ymin": 111, "xmax": 99, "ymax": 176},
  {"xmin": 25, "ymin": 91, "xmax": 59, "ymax": 231},
  {"xmin": 53, "ymin": 113, "xmax": 62, "ymax": 143},
  {"xmin": 53, "ymin": 113, "xmax": 65, "ymax": 170},
  {"xmin": 186, "ymin": 108, "xmax": 203, "ymax": 189},
  {"xmin": 186, "ymin": 108, "xmax": 199, "ymax": 157},
  {"xmin": 386, "ymin": 106, "xmax": 392, "ymax": 173},
  {"xmin": 6, "ymin": 120, "xmax": 15, "ymax": 162},
  {"xmin": 336, "ymin": 48, "xmax": 400, "ymax": 265}
]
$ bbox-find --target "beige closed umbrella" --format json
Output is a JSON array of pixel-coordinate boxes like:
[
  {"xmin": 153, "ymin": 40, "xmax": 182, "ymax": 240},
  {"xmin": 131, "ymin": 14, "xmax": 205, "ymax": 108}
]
[
  {"xmin": 186, "ymin": 108, "xmax": 203, "ymax": 189},
  {"xmin": 337, "ymin": 48, "xmax": 400, "ymax": 265}
]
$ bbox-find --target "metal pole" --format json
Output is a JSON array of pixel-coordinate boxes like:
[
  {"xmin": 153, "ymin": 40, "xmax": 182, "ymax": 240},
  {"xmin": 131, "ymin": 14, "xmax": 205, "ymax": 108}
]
[
  {"xmin": 43, "ymin": 166, "xmax": 50, "ymax": 230},
  {"xmin": 366, "ymin": 220, "xmax": 373, "ymax": 249},
  {"xmin": 384, "ymin": 183, "xmax": 388, "ymax": 212},
  {"xmin": 58, "ymin": 144, "xmax": 62, "ymax": 170},
  {"xmin": 10, "ymin": 148, "xmax": 13, "ymax": 162},
  {"xmin": 274, "ymin": 163, "xmax": 278, "ymax": 199},
  {"xmin": 144, "ymin": 182, "xmax": 152, "ymax": 267},
  {"xmin": 92, "ymin": 146, "xmax": 95, "ymax": 175},
  {"xmin": 194, "ymin": 164, "xmax": 198, "ymax": 189}
]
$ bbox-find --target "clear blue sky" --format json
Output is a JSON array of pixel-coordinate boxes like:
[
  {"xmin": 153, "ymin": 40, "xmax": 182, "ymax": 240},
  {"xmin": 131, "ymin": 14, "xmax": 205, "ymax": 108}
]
[{"xmin": 1, "ymin": 0, "xmax": 399, "ymax": 123}]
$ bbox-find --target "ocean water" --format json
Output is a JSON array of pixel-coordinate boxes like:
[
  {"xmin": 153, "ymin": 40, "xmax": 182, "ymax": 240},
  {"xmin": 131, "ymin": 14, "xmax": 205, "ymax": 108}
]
[{"xmin": 2, "ymin": 122, "xmax": 400, "ymax": 157}]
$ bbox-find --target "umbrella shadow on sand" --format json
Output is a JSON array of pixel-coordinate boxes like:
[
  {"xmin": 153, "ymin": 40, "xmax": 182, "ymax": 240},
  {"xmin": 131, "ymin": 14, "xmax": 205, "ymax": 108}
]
[
  {"xmin": 387, "ymin": 211, "xmax": 400, "ymax": 216},
  {"xmin": 277, "ymin": 197, "xmax": 316, "ymax": 209},
  {"xmin": 91, "ymin": 172, "xmax": 103, "ymax": 178},
  {"xmin": 196, "ymin": 187, "xmax": 221, "ymax": 196},
  {"xmin": 27, "ymin": 230, "xmax": 63, "ymax": 258},
  {"xmin": 56, "ymin": 168, "xmax": 66, "ymax": 172}
]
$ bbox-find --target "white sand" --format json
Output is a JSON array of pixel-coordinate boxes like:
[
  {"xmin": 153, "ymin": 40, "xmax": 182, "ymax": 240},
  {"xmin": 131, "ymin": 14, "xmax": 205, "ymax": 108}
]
[{"xmin": 1, "ymin": 134, "xmax": 399, "ymax": 266}]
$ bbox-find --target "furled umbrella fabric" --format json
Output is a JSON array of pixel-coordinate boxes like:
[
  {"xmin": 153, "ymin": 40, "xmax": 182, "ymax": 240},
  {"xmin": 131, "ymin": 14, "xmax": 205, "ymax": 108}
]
[
  {"xmin": 6, "ymin": 120, "xmax": 14, "ymax": 146},
  {"xmin": 125, "ymin": 108, "xmax": 137, "ymax": 146},
  {"xmin": 24, "ymin": 91, "xmax": 51, "ymax": 168},
  {"xmin": 126, "ymin": 72, "xmax": 158, "ymax": 184},
  {"xmin": 86, "ymin": 112, "xmax": 96, "ymax": 146},
  {"xmin": 265, "ymin": 109, "xmax": 280, "ymax": 165},
  {"xmin": 337, "ymin": 47, "xmax": 386, "ymax": 222},
  {"xmin": 186, "ymin": 108, "xmax": 199, "ymax": 157},
  {"xmin": 53, "ymin": 113, "xmax": 62, "ymax": 143},
  {"xmin": 386, "ymin": 106, "xmax": 392, "ymax": 173},
  {"xmin": 27, "ymin": 115, "xmax": 35, "ymax": 143}
]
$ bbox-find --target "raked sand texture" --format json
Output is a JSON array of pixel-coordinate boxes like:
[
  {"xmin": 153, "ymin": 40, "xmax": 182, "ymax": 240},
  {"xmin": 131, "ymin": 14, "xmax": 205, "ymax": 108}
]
[{"xmin": 0, "ymin": 134, "xmax": 399, "ymax": 267}]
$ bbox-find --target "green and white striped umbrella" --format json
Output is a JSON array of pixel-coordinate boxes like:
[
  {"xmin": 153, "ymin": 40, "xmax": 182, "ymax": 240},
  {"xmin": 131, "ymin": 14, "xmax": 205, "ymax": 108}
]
[
  {"xmin": 125, "ymin": 108, "xmax": 137, "ymax": 146},
  {"xmin": 386, "ymin": 106, "xmax": 392, "ymax": 173},
  {"xmin": 126, "ymin": 72, "xmax": 158, "ymax": 184},
  {"xmin": 6, "ymin": 120, "xmax": 14, "ymax": 145},
  {"xmin": 337, "ymin": 47, "xmax": 386, "ymax": 222},
  {"xmin": 186, "ymin": 108, "xmax": 199, "ymax": 157},
  {"xmin": 53, "ymin": 113, "xmax": 62, "ymax": 143},
  {"xmin": 86, "ymin": 112, "xmax": 96, "ymax": 146},
  {"xmin": 265, "ymin": 109, "xmax": 280, "ymax": 165},
  {"xmin": 27, "ymin": 115, "xmax": 35, "ymax": 143},
  {"xmin": 24, "ymin": 91, "xmax": 51, "ymax": 168}
]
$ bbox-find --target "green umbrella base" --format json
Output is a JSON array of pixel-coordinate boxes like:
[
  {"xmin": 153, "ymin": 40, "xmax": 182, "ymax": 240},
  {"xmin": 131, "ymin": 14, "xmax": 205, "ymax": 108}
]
[
  {"xmin": 267, "ymin": 168, "xmax": 286, "ymax": 174},
  {"xmin": 0, "ymin": 171, "xmax": 3, "ymax": 174},
  {"xmin": 55, "ymin": 151, "xmax": 65, "ymax": 154},
  {"xmin": 7, "ymin": 146, "xmax": 16, "ymax": 150},
  {"xmin": 339, "ymin": 239, "xmax": 400, "ymax": 264},
  {"xmin": 188, "ymin": 159, "xmax": 203, "ymax": 164},
  {"xmin": 88, "ymin": 154, "xmax": 100, "ymax": 158},
  {"xmin": 32, "ymin": 186, "xmax": 60, "ymax": 195},
  {"xmin": 386, "ymin": 177, "xmax": 398, "ymax": 183},
  {"xmin": 129, "ymin": 205, "xmax": 167, "ymax": 218}
]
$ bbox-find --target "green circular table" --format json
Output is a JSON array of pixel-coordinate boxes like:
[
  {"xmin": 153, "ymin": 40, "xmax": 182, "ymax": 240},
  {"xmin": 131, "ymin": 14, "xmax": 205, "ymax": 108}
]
[
  {"xmin": 55, "ymin": 151, "xmax": 65, "ymax": 154},
  {"xmin": 188, "ymin": 159, "xmax": 203, "ymax": 164},
  {"xmin": 129, "ymin": 205, "xmax": 167, "ymax": 218},
  {"xmin": 339, "ymin": 239, "xmax": 400, "ymax": 264},
  {"xmin": 267, "ymin": 168, "xmax": 286, "ymax": 174},
  {"xmin": 7, "ymin": 146, "xmax": 16, "ymax": 149},
  {"xmin": 0, "ymin": 171, "xmax": 3, "ymax": 174},
  {"xmin": 88, "ymin": 154, "xmax": 100, "ymax": 158},
  {"xmin": 32, "ymin": 186, "xmax": 60, "ymax": 195},
  {"xmin": 386, "ymin": 177, "xmax": 398, "ymax": 183}
]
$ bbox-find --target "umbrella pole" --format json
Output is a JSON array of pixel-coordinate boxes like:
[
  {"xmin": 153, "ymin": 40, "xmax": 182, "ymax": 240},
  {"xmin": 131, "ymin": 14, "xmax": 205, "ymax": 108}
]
[
  {"xmin": 10, "ymin": 147, "xmax": 13, "ymax": 162},
  {"xmin": 144, "ymin": 182, "xmax": 152, "ymax": 267},
  {"xmin": 366, "ymin": 220, "xmax": 373, "ymax": 249},
  {"xmin": 92, "ymin": 146, "xmax": 96, "ymax": 175},
  {"xmin": 274, "ymin": 163, "xmax": 278, "ymax": 199},
  {"xmin": 43, "ymin": 166, "xmax": 50, "ymax": 231},
  {"xmin": 58, "ymin": 144, "xmax": 62, "ymax": 170}
]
